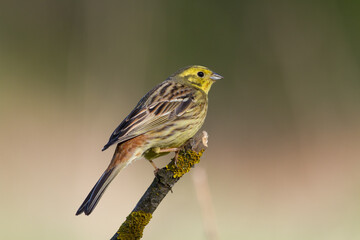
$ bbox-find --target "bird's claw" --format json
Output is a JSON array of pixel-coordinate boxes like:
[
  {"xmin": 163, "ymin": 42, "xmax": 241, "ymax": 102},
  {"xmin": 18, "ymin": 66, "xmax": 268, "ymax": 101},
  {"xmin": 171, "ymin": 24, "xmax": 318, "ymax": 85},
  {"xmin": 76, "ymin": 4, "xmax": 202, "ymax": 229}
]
[
  {"xmin": 153, "ymin": 167, "xmax": 160, "ymax": 176},
  {"xmin": 173, "ymin": 151, "xmax": 179, "ymax": 168}
]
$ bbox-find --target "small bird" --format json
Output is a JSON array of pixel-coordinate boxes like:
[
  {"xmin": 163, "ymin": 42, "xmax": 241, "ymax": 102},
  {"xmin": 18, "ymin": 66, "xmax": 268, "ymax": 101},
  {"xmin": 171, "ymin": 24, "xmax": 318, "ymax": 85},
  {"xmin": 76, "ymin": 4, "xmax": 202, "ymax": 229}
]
[{"xmin": 76, "ymin": 65, "xmax": 222, "ymax": 215}]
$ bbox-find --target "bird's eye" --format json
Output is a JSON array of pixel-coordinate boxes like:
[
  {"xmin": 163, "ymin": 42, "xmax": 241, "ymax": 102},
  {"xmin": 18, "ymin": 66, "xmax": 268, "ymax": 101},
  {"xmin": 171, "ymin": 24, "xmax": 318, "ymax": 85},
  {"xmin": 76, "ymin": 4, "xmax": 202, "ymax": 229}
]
[{"xmin": 197, "ymin": 71, "xmax": 204, "ymax": 77}]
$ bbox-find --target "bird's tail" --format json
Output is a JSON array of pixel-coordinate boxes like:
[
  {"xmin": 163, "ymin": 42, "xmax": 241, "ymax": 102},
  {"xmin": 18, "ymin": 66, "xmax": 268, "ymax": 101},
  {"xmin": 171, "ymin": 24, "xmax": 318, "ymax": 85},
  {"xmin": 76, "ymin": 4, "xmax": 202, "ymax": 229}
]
[
  {"xmin": 75, "ymin": 162, "xmax": 126, "ymax": 216},
  {"xmin": 76, "ymin": 138, "xmax": 144, "ymax": 215}
]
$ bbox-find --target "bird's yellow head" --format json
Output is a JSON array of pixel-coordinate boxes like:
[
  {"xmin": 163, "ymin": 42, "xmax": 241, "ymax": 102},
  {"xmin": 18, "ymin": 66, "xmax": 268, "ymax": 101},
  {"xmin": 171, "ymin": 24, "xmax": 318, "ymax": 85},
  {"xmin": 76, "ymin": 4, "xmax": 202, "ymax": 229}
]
[{"xmin": 171, "ymin": 65, "xmax": 223, "ymax": 94}]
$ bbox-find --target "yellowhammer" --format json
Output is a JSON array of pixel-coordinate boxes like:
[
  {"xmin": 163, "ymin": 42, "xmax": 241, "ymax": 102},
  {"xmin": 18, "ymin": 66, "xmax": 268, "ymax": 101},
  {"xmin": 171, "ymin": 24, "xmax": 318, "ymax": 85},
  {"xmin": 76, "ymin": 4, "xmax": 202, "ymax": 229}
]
[{"xmin": 76, "ymin": 65, "xmax": 222, "ymax": 215}]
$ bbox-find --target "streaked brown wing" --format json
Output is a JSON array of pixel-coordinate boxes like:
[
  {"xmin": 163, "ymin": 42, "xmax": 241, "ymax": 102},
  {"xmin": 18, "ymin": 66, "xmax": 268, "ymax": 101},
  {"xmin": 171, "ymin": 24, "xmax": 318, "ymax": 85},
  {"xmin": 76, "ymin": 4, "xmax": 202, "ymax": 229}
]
[{"xmin": 102, "ymin": 81, "xmax": 195, "ymax": 151}]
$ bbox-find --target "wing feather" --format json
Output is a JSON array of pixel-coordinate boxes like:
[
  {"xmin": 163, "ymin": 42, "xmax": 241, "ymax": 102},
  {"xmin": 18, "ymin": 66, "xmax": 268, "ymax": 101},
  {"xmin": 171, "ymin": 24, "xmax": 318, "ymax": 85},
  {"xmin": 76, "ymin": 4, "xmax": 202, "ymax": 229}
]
[{"xmin": 102, "ymin": 82, "xmax": 195, "ymax": 151}]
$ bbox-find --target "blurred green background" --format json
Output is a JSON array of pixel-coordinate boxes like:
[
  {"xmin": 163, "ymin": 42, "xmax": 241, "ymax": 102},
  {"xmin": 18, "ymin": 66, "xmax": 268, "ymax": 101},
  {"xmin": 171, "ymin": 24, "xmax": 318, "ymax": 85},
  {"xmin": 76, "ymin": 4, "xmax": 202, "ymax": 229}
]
[{"xmin": 1, "ymin": 0, "xmax": 360, "ymax": 239}]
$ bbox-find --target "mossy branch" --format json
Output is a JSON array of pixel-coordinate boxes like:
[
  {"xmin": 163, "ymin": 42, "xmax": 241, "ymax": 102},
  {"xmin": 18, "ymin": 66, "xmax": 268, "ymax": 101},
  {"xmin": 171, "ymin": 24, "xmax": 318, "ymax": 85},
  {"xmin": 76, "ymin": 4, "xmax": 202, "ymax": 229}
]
[{"xmin": 110, "ymin": 131, "xmax": 209, "ymax": 240}]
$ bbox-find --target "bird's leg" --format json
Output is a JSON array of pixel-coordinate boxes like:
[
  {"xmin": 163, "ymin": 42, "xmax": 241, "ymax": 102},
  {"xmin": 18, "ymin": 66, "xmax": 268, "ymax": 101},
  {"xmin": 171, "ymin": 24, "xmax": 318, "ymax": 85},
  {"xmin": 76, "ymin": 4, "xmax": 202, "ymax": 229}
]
[
  {"xmin": 173, "ymin": 151, "xmax": 179, "ymax": 168},
  {"xmin": 150, "ymin": 147, "xmax": 181, "ymax": 169},
  {"xmin": 149, "ymin": 159, "xmax": 159, "ymax": 175},
  {"xmin": 157, "ymin": 147, "xmax": 181, "ymax": 167},
  {"xmin": 157, "ymin": 147, "xmax": 180, "ymax": 153}
]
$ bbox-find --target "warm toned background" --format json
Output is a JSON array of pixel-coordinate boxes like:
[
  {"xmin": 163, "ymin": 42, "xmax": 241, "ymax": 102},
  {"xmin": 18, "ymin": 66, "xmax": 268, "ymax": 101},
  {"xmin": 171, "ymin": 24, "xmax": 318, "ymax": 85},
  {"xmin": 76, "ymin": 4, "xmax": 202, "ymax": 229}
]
[{"xmin": 1, "ymin": 1, "xmax": 360, "ymax": 239}]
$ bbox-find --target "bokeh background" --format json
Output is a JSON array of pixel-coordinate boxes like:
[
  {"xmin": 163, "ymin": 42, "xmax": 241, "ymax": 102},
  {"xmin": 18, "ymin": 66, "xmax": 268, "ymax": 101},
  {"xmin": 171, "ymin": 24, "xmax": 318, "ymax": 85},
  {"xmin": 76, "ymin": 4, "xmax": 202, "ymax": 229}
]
[{"xmin": 1, "ymin": 1, "xmax": 360, "ymax": 239}]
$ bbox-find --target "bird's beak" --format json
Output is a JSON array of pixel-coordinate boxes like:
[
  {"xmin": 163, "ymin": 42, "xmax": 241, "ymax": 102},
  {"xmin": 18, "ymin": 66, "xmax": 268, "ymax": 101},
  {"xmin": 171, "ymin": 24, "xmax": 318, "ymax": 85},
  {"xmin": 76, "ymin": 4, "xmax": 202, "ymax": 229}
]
[{"xmin": 210, "ymin": 72, "xmax": 223, "ymax": 80}]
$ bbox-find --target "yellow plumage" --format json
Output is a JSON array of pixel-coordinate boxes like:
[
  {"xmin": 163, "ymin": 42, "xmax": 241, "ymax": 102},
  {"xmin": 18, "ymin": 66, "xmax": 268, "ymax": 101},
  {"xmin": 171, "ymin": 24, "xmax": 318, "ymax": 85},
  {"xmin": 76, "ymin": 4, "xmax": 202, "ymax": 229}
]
[{"xmin": 76, "ymin": 65, "xmax": 222, "ymax": 215}]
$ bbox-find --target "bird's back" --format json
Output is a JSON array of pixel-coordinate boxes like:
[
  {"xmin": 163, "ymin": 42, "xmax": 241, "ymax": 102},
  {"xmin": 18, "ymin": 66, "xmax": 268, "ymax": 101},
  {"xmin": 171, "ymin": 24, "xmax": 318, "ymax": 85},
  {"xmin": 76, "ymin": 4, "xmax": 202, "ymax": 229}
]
[{"xmin": 144, "ymin": 81, "xmax": 208, "ymax": 149}]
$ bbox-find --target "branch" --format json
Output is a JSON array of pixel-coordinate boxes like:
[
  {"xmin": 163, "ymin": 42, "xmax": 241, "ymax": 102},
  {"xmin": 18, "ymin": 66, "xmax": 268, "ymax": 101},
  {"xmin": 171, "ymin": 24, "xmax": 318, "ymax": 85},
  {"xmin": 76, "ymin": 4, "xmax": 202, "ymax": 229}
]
[{"xmin": 110, "ymin": 131, "xmax": 209, "ymax": 240}]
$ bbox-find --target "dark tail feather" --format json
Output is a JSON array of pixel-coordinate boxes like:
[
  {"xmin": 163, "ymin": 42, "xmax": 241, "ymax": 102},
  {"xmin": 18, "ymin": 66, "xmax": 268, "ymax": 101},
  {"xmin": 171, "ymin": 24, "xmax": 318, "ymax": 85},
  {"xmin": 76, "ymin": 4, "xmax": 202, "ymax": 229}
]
[{"xmin": 76, "ymin": 165, "xmax": 123, "ymax": 215}]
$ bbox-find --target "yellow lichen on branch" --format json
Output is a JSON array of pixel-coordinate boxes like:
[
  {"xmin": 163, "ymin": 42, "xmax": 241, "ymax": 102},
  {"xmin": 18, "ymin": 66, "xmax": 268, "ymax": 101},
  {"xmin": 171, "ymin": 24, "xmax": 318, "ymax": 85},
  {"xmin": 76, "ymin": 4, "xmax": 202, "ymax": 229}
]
[
  {"xmin": 166, "ymin": 150, "xmax": 204, "ymax": 178},
  {"xmin": 110, "ymin": 131, "xmax": 209, "ymax": 240},
  {"xmin": 117, "ymin": 211, "xmax": 152, "ymax": 240}
]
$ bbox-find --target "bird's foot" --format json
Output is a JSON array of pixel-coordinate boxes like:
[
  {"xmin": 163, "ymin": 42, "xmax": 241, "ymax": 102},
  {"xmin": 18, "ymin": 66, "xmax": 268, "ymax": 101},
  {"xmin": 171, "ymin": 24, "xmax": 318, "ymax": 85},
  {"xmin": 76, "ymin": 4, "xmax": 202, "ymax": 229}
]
[
  {"xmin": 173, "ymin": 151, "xmax": 179, "ymax": 168},
  {"xmin": 149, "ymin": 159, "xmax": 160, "ymax": 176}
]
